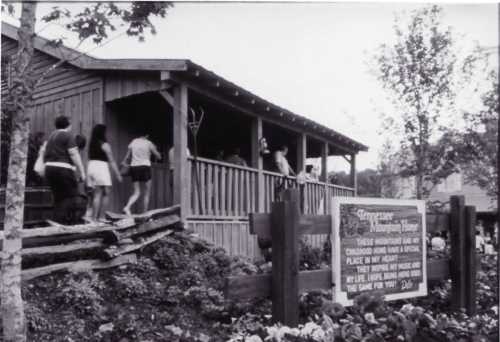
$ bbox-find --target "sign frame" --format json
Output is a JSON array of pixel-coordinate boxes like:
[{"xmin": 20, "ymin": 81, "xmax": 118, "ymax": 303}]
[{"xmin": 332, "ymin": 197, "xmax": 427, "ymax": 306}]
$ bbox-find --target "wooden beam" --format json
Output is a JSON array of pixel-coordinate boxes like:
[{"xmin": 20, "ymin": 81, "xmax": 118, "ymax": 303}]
[
  {"xmin": 117, "ymin": 214, "xmax": 180, "ymax": 240},
  {"xmin": 104, "ymin": 229, "xmax": 173, "ymax": 259},
  {"xmin": 22, "ymin": 240, "xmax": 104, "ymax": 256},
  {"xmin": 296, "ymin": 133, "xmax": 307, "ymax": 174},
  {"xmin": 173, "ymin": 83, "xmax": 190, "ymax": 221},
  {"xmin": 225, "ymin": 258, "xmax": 455, "ymax": 300},
  {"xmin": 321, "ymin": 142, "xmax": 328, "ymax": 182},
  {"xmin": 464, "ymin": 206, "xmax": 477, "ymax": 315},
  {"xmin": 251, "ymin": 117, "xmax": 264, "ymax": 212},
  {"xmin": 159, "ymin": 90, "xmax": 174, "ymax": 108},
  {"xmin": 249, "ymin": 213, "xmax": 331, "ymax": 239},
  {"xmin": 160, "ymin": 71, "xmax": 172, "ymax": 81},
  {"xmin": 271, "ymin": 190, "xmax": 299, "ymax": 326},
  {"xmin": 341, "ymin": 155, "xmax": 351, "ymax": 163},
  {"xmin": 21, "ymin": 254, "xmax": 138, "ymax": 281},
  {"xmin": 106, "ymin": 205, "xmax": 180, "ymax": 223},
  {"xmin": 0, "ymin": 218, "xmax": 135, "ymax": 240},
  {"xmin": 450, "ymin": 196, "xmax": 466, "ymax": 310},
  {"xmin": 350, "ymin": 154, "xmax": 357, "ymax": 196}
]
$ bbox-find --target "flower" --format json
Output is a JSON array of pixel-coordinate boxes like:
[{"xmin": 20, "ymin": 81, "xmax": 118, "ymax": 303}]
[
  {"xmin": 364, "ymin": 312, "xmax": 378, "ymax": 325},
  {"xmin": 245, "ymin": 336, "xmax": 263, "ymax": 342}
]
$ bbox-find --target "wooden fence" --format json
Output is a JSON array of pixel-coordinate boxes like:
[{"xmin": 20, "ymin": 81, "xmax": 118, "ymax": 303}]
[
  {"xmin": 188, "ymin": 157, "xmax": 355, "ymax": 219},
  {"xmin": 225, "ymin": 190, "xmax": 479, "ymax": 327},
  {"xmin": 0, "ymin": 205, "xmax": 181, "ymax": 280}
]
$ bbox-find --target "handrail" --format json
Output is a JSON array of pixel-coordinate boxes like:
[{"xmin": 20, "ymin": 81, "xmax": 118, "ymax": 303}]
[{"xmin": 188, "ymin": 156, "xmax": 258, "ymax": 173}]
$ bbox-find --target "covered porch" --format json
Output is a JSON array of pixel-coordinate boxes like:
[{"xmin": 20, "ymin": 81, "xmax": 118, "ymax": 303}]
[{"xmin": 102, "ymin": 65, "xmax": 367, "ymax": 258}]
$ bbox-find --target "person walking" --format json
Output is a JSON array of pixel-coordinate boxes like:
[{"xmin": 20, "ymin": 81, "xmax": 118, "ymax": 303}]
[
  {"xmin": 44, "ymin": 115, "xmax": 86, "ymax": 224},
  {"xmin": 122, "ymin": 129, "xmax": 161, "ymax": 215},
  {"xmin": 87, "ymin": 124, "xmax": 122, "ymax": 221}
]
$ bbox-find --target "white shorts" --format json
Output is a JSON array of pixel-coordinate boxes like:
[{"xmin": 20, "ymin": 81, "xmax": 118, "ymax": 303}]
[{"xmin": 87, "ymin": 160, "xmax": 112, "ymax": 187}]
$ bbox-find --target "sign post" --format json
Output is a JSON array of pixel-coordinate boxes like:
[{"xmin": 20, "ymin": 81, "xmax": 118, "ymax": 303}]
[{"xmin": 332, "ymin": 197, "xmax": 427, "ymax": 305}]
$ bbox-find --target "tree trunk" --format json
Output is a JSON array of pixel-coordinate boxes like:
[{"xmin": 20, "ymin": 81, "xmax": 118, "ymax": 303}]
[{"xmin": 1, "ymin": 3, "xmax": 37, "ymax": 342}]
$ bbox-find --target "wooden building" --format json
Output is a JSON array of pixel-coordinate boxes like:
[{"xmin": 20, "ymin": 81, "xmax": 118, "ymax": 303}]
[{"xmin": 1, "ymin": 22, "xmax": 368, "ymax": 258}]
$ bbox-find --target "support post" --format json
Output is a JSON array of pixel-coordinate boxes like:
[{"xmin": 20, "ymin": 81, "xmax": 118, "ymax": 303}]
[
  {"xmin": 321, "ymin": 143, "xmax": 328, "ymax": 214},
  {"xmin": 296, "ymin": 133, "xmax": 307, "ymax": 174},
  {"xmin": 271, "ymin": 188, "xmax": 300, "ymax": 326},
  {"xmin": 450, "ymin": 195, "xmax": 466, "ymax": 310},
  {"xmin": 464, "ymin": 205, "xmax": 477, "ymax": 315},
  {"xmin": 173, "ymin": 84, "xmax": 190, "ymax": 222},
  {"xmin": 320, "ymin": 142, "xmax": 328, "ymax": 182},
  {"xmin": 251, "ymin": 117, "xmax": 264, "ymax": 212},
  {"xmin": 350, "ymin": 154, "xmax": 357, "ymax": 196}
]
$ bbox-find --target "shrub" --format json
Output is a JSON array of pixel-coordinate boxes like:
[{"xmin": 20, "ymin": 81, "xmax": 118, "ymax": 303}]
[{"xmin": 53, "ymin": 271, "xmax": 105, "ymax": 317}]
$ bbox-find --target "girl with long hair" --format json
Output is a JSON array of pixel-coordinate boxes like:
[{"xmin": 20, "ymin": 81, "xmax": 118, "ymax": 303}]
[{"xmin": 87, "ymin": 124, "xmax": 122, "ymax": 220}]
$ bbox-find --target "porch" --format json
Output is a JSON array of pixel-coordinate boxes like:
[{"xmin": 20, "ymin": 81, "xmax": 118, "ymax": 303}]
[{"xmin": 101, "ymin": 67, "xmax": 366, "ymax": 259}]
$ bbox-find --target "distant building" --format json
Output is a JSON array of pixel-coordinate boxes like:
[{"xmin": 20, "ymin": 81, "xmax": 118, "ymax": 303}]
[{"xmin": 382, "ymin": 171, "xmax": 497, "ymax": 234}]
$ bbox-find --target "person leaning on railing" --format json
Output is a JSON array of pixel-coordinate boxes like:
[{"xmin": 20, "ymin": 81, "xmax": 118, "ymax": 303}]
[{"xmin": 273, "ymin": 145, "xmax": 296, "ymax": 199}]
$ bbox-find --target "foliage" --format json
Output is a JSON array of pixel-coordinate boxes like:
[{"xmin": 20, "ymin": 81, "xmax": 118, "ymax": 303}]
[
  {"xmin": 41, "ymin": 2, "xmax": 173, "ymax": 44},
  {"xmin": 18, "ymin": 229, "xmax": 500, "ymax": 341},
  {"xmin": 453, "ymin": 71, "xmax": 498, "ymax": 199},
  {"xmin": 372, "ymin": 5, "xmax": 486, "ymax": 199}
]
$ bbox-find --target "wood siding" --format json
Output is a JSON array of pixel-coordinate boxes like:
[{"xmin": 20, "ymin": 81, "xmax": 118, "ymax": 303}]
[
  {"xmin": 1, "ymin": 36, "xmax": 103, "ymax": 149},
  {"xmin": 188, "ymin": 220, "xmax": 261, "ymax": 259},
  {"xmin": 104, "ymin": 71, "xmax": 162, "ymax": 102}
]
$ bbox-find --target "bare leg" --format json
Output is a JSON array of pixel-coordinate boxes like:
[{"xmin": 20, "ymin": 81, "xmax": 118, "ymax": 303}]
[
  {"xmin": 98, "ymin": 186, "xmax": 109, "ymax": 219},
  {"xmin": 124, "ymin": 182, "xmax": 141, "ymax": 215},
  {"xmin": 143, "ymin": 180, "xmax": 152, "ymax": 213},
  {"xmin": 92, "ymin": 187, "xmax": 103, "ymax": 220}
]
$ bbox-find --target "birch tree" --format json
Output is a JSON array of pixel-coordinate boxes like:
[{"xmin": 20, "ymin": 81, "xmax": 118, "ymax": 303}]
[{"xmin": 1, "ymin": 2, "xmax": 172, "ymax": 341}]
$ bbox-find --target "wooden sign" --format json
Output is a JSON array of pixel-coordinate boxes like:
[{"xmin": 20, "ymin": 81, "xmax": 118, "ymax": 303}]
[{"xmin": 332, "ymin": 197, "xmax": 427, "ymax": 305}]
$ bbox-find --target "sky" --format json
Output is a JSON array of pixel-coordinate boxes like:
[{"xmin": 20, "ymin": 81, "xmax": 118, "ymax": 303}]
[{"xmin": 2, "ymin": 2, "xmax": 498, "ymax": 171}]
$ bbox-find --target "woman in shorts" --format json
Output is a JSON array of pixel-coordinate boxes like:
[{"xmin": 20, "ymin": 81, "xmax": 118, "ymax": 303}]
[
  {"xmin": 122, "ymin": 130, "xmax": 161, "ymax": 215},
  {"xmin": 87, "ymin": 124, "xmax": 122, "ymax": 220}
]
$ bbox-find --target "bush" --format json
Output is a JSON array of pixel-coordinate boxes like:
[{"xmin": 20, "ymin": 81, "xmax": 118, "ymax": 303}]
[{"xmin": 53, "ymin": 271, "xmax": 105, "ymax": 317}]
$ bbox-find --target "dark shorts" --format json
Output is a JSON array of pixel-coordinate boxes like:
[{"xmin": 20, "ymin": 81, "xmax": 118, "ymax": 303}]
[{"xmin": 130, "ymin": 165, "xmax": 151, "ymax": 182}]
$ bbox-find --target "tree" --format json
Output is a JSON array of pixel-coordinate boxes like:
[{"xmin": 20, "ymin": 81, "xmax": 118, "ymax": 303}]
[
  {"xmin": 455, "ymin": 71, "xmax": 498, "ymax": 199},
  {"xmin": 1, "ymin": 3, "xmax": 172, "ymax": 341},
  {"xmin": 373, "ymin": 5, "xmax": 485, "ymax": 199}
]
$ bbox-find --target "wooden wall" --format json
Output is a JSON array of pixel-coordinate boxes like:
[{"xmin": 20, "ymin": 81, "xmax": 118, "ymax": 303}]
[{"xmin": 1, "ymin": 36, "xmax": 104, "ymax": 165}]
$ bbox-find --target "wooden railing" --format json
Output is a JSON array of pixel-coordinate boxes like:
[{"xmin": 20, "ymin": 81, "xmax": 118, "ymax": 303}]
[
  {"xmin": 189, "ymin": 157, "xmax": 258, "ymax": 219},
  {"xmin": 188, "ymin": 158, "xmax": 355, "ymax": 219}
]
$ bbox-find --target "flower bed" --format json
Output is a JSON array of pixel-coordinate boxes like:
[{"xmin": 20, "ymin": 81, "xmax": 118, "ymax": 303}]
[{"xmin": 11, "ymin": 234, "xmax": 499, "ymax": 341}]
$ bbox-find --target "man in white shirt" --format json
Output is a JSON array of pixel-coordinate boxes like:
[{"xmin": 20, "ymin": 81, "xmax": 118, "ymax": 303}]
[{"xmin": 274, "ymin": 145, "xmax": 295, "ymax": 177}]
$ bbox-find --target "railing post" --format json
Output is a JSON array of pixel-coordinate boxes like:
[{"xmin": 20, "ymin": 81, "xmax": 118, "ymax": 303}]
[
  {"xmin": 465, "ymin": 205, "xmax": 477, "ymax": 315},
  {"xmin": 251, "ymin": 117, "xmax": 264, "ymax": 213},
  {"xmin": 450, "ymin": 195, "xmax": 466, "ymax": 310},
  {"xmin": 271, "ymin": 188, "xmax": 299, "ymax": 326}
]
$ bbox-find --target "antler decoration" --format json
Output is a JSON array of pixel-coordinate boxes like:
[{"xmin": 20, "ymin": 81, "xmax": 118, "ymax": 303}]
[{"xmin": 188, "ymin": 107, "xmax": 205, "ymax": 136}]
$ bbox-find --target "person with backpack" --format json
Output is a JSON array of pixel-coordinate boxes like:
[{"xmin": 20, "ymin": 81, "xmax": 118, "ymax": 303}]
[{"xmin": 43, "ymin": 115, "xmax": 86, "ymax": 224}]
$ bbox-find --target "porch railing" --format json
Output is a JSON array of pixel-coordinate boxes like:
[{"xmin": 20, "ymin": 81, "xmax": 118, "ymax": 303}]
[
  {"xmin": 189, "ymin": 157, "xmax": 258, "ymax": 219},
  {"xmin": 188, "ymin": 157, "xmax": 354, "ymax": 219}
]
